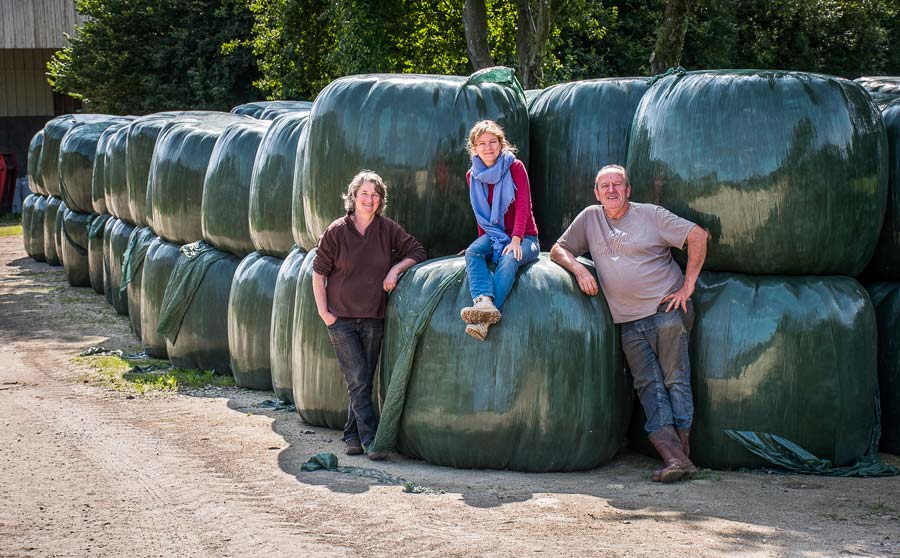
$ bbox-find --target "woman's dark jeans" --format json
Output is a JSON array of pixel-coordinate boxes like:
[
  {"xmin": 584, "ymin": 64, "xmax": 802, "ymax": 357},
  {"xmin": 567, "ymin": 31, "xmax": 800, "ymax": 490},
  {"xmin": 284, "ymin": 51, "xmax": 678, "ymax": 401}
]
[{"xmin": 326, "ymin": 317, "xmax": 384, "ymax": 448}]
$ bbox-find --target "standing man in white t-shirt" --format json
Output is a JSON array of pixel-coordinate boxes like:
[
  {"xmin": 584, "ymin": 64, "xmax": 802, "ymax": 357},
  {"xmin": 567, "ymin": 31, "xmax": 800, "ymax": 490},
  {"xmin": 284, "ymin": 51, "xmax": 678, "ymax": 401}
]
[{"xmin": 550, "ymin": 164, "xmax": 708, "ymax": 483}]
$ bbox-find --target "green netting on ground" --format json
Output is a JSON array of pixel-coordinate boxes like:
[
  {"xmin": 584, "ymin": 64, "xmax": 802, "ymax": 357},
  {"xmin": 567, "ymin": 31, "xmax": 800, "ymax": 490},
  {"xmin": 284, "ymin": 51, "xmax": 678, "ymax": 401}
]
[
  {"xmin": 86, "ymin": 213, "xmax": 109, "ymax": 294},
  {"xmin": 201, "ymin": 119, "xmax": 271, "ymax": 257},
  {"xmin": 627, "ymin": 70, "xmax": 888, "ymax": 275},
  {"xmin": 865, "ymin": 282, "xmax": 900, "ymax": 455},
  {"xmin": 227, "ymin": 252, "xmax": 281, "ymax": 390},
  {"xmin": 270, "ymin": 246, "xmax": 306, "ymax": 403},
  {"xmin": 103, "ymin": 218, "xmax": 135, "ymax": 314},
  {"xmin": 28, "ymin": 130, "xmax": 46, "ymax": 197},
  {"xmin": 140, "ymin": 237, "xmax": 182, "ymax": 358},
  {"xmin": 43, "ymin": 196, "xmax": 63, "ymax": 266},
  {"xmin": 528, "ymin": 78, "xmax": 649, "ymax": 248},
  {"xmin": 60, "ymin": 208, "xmax": 90, "ymax": 287},
  {"xmin": 374, "ymin": 255, "xmax": 631, "ymax": 472},
  {"xmin": 121, "ymin": 227, "xmax": 157, "ymax": 339},
  {"xmin": 294, "ymin": 68, "xmax": 528, "ymax": 256}
]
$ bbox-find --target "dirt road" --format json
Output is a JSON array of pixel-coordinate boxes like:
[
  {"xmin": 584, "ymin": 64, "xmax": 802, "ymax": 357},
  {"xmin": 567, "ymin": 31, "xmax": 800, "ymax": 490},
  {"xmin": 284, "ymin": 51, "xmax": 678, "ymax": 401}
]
[{"xmin": 1, "ymin": 233, "xmax": 899, "ymax": 558}]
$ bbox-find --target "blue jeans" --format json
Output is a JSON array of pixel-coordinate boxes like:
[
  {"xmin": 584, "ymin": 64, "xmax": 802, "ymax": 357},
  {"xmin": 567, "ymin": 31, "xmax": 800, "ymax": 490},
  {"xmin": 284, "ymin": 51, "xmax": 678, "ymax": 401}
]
[
  {"xmin": 465, "ymin": 234, "xmax": 539, "ymax": 308},
  {"xmin": 621, "ymin": 301, "xmax": 694, "ymax": 434},
  {"xmin": 326, "ymin": 317, "xmax": 384, "ymax": 447}
]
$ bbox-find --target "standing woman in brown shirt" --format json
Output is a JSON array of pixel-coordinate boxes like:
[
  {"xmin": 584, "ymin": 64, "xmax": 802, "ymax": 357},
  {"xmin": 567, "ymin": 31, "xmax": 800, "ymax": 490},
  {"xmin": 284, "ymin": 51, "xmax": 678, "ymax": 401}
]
[{"xmin": 312, "ymin": 170, "xmax": 426, "ymax": 461}]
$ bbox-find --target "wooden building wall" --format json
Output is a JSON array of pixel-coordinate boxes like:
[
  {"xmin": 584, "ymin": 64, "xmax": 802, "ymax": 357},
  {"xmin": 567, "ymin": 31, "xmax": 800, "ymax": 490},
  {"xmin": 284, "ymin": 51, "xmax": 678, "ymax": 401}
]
[{"xmin": 2, "ymin": 0, "xmax": 88, "ymax": 49}]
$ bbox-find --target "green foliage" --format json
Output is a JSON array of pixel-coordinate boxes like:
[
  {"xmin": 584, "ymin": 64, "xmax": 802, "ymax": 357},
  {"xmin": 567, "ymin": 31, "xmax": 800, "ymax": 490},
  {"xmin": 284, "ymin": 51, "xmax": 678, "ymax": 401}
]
[
  {"xmin": 48, "ymin": 0, "xmax": 261, "ymax": 114},
  {"xmin": 76, "ymin": 353, "xmax": 236, "ymax": 394}
]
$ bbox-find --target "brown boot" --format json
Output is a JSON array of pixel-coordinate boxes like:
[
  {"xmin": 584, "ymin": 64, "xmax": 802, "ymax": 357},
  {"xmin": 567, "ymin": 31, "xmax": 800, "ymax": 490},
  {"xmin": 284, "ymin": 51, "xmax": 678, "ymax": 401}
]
[
  {"xmin": 648, "ymin": 426, "xmax": 697, "ymax": 483},
  {"xmin": 677, "ymin": 427, "xmax": 691, "ymax": 458}
]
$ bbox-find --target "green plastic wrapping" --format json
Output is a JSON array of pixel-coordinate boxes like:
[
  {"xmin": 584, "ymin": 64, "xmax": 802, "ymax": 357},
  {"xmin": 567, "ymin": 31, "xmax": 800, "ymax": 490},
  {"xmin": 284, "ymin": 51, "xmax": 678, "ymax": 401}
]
[
  {"xmin": 157, "ymin": 241, "xmax": 240, "ymax": 373},
  {"xmin": 294, "ymin": 69, "xmax": 528, "ymax": 255},
  {"xmin": 121, "ymin": 227, "xmax": 157, "ymax": 338},
  {"xmin": 146, "ymin": 113, "xmax": 246, "ymax": 244},
  {"xmin": 28, "ymin": 130, "xmax": 46, "ymax": 197},
  {"xmin": 43, "ymin": 196, "xmax": 63, "ymax": 266},
  {"xmin": 230, "ymin": 101, "xmax": 285, "ymax": 118},
  {"xmin": 22, "ymin": 194, "xmax": 38, "ymax": 258},
  {"xmin": 59, "ymin": 119, "xmax": 130, "ymax": 214},
  {"xmin": 864, "ymin": 282, "xmax": 900, "ymax": 455},
  {"xmin": 30, "ymin": 195, "xmax": 47, "ymax": 262},
  {"xmin": 103, "ymin": 126, "xmax": 134, "ymax": 224},
  {"xmin": 250, "ymin": 113, "xmax": 309, "ymax": 257},
  {"xmin": 871, "ymin": 92, "xmax": 900, "ymax": 109},
  {"xmin": 867, "ymin": 103, "xmax": 900, "ymax": 278},
  {"xmin": 856, "ymin": 76, "xmax": 900, "ymax": 95},
  {"xmin": 630, "ymin": 272, "xmax": 879, "ymax": 470},
  {"xmin": 376, "ymin": 255, "xmax": 631, "ymax": 472},
  {"xmin": 528, "ymin": 78, "xmax": 649, "ymax": 248},
  {"xmin": 291, "ymin": 248, "xmax": 348, "ymax": 429},
  {"xmin": 40, "ymin": 114, "xmax": 118, "ymax": 199},
  {"xmin": 201, "ymin": 119, "xmax": 272, "ymax": 257},
  {"xmin": 54, "ymin": 201, "xmax": 66, "ymax": 267},
  {"xmin": 270, "ymin": 246, "xmax": 306, "ymax": 403},
  {"xmin": 92, "ymin": 126, "xmax": 117, "ymax": 214},
  {"xmin": 103, "ymin": 218, "xmax": 134, "ymax": 314},
  {"xmin": 524, "ymin": 88, "xmax": 542, "ymax": 107},
  {"xmin": 257, "ymin": 101, "xmax": 312, "ymax": 121},
  {"xmin": 140, "ymin": 237, "xmax": 181, "ymax": 358},
  {"xmin": 626, "ymin": 70, "xmax": 888, "ymax": 276},
  {"xmin": 87, "ymin": 214, "xmax": 110, "ymax": 293},
  {"xmin": 60, "ymin": 208, "xmax": 90, "ymax": 287},
  {"xmin": 227, "ymin": 252, "xmax": 281, "ymax": 390}
]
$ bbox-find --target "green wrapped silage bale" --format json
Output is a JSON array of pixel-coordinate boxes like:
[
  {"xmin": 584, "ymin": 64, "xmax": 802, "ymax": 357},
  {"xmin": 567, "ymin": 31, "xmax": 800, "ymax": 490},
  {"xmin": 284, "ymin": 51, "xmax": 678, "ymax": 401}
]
[
  {"xmin": 867, "ymin": 102, "xmax": 900, "ymax": 278},
  {"xmin": 60, "ymin": 208, "xmax": 91, "ymax": 287},
  {"xmin": 54, "ymin": 200, "xmax": 67, "ymax": 265},
  {"xmin": 59, "ymin": 119, "xmax": 131, "ymax": 214},
  {"xmin": 103, "ymin": 217, "xmax": 134, "ymax": 314},
  {"xmin": 294, "ymin": 68, "xmax": 528, "ymax": 255},
  {"xmin": 227, "ymin": 252, "xmax": 281, "ymax": 389},
  {"xmin": 249, "ymin": 112, "xmax": 309, "ymax": 257},
  {"xmin": 40, "ymin": 114, "xmax": 118, "ymax": 199},
  {"xmin": 270, "ymin": 246, "xmax": 306, "ymax": 403},
  {"xmin": 146, "ymin": 113, "xmax": 247, "ymax": 244},
  {"xmin": 257, "ymin": 101, "xmax": 312, "ymax": 121},
  {"xmin": 630, "ymin": 272, "xmax": 878, "ymax": 469},
  {"xmin": 28, "ymin": 130, "xmax": 47, "ymax": 197},
  {"xmin": 863, "ymin": 282, "xmax": 900, "ymax": 455},
  {"xmin": 30, "ymin": 195, "xmax": 47, "ymax": 262},
  {"xmin": 626, "ymin": 70, "xmax": 888, "ymax": 276},
  {"xmin": 87, "ymin": 214, "xmax": 110, "ymax": 293},
  {"xmin": 103, "ymin": 126, "xmax": 134, "ymax": 224},
  {"xmin": 524, "ymin": 88, "xmax": 542, "ymax": 107},
  {"xmin": 291, "ymin": 248, "xmax": 348, "ymax": 428},
  {"xmin": 22, "ymin": 194, "xmax": 38, "ymax": 258},
  {"xmin": 91, "ymin": 126, "xmax": 116, "ymax": 214},
  {"xmin": 157, "ymin": 241, "xmax": 240, "ymax": 373},
  {"xmin": 122, "ymin": 227, "xmax": 157, "ymax": 339},
  {"xmin": 140, "ymin": 237, "xmax": 181, "ymax": 358},
  {"xmin": 43, "ymin": 196, "xmax": 63, "ymax": 266},
  {"xmin": 201, "ymin": 118, "xmax": 272, "ymax": 257},
  {"xmin": 857, "ymin": 76, "xmax": 900, "ymax": 95},
  {"xmin": 379, "ymin": 255, "xmax": 630, "ymax": 472},
  {"xmin": 528, "ymin": 78, "xmax": 649, "ymax": 248},
  {"xmin": 230, "ymin": 101, "xmax": 279, "ymax": 118}
]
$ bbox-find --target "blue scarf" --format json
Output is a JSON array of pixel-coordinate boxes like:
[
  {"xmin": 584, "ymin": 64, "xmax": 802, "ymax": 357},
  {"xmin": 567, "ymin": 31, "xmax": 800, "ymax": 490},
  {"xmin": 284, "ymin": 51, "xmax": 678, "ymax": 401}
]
[{"xmin": 469, "ymin": 151, "xmax": 517, "ymax": 263}]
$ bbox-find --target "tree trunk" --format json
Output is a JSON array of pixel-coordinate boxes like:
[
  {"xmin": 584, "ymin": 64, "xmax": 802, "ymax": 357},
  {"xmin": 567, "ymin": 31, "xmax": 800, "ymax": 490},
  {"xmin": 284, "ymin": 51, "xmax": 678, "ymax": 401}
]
[
  {"xmin": 515, "ymin": 0, "xmax": 564, "ymax": 89},
  {"xmin": 650, "ymin": 0, "xmax": 692, "ymax": 75},
  {"xmin": 463, "ymin": 0, "xmax": 494, "ymax": 71}
]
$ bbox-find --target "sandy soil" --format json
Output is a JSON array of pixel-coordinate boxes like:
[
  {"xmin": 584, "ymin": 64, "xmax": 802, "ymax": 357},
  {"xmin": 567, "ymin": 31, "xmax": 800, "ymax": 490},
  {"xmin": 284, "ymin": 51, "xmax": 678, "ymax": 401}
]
[{"xmin": 1, "ymin": 233, "xmax": 899, "ymax": 558}]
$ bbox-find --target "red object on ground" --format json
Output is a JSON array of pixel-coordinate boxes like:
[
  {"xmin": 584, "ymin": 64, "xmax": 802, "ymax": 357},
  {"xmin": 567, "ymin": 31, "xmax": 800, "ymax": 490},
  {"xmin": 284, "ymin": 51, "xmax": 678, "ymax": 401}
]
[{"xmin": 0, "ymin": 153, "xmax": 17, "ymax": 213}]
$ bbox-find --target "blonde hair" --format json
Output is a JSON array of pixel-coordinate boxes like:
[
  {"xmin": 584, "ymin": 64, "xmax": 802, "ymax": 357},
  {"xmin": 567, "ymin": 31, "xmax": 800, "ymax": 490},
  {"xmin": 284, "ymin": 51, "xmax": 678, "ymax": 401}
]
[
  {"xmin": 595, "ymin": 164, "xmax": 628, "ymax": 186},
  {"xmin": 466, "ymin": 120, "xmax": 517, "ymax": 157},
  {"xmin": 343, "ymin": 170, "xmax": 388, "ymax": 215}
]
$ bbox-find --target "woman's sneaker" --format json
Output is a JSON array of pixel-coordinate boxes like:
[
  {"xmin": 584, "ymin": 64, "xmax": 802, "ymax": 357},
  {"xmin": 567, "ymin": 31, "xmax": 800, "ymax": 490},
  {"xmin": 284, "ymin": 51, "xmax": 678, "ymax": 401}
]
[{"xmin": 460, "ymin": 296, "xmax": 501, "ymax": 324}]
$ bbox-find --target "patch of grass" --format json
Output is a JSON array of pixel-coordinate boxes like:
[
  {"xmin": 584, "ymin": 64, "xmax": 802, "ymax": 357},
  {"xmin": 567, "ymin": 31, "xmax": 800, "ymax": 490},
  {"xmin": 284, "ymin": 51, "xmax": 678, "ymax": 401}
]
[
  {"xmin": 75, "ymin": 354, "xmax": 235, "ymax": 395},
  {"xmin": 689, "ymin": 469, "xmax": 722, "ymax": 482},
  {"xmin": 0, "ymin": 223, "xmax": 23, "ymax": 237}
]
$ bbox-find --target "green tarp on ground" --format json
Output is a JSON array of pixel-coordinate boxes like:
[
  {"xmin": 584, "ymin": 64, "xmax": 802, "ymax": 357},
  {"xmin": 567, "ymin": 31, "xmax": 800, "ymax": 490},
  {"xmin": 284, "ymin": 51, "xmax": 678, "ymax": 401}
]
[
  {"xmin": 867, "ymin": 102, "xmax": 900, "ymax": 278},
  {"xmin": 59, "ymin": 119, "xmax": 131, "ymax": 214},
  {"xmin": 43, "ymin": 196, "xmax": 63, "ymax": 266},
  {"xmin": 249, "ymin": 113, "xmax": 309, "ymax": 257},
  {"xmin": 294, "ymin": 67, "xmax": 528, "ymax": 255},
  {"xmin": 528, "ymin": 78, "xmax": 649, "ymax": 248},
  {"xmin": 103, "ymin": 217, "xmax": 134, "ymax": 314},
  {"xmin": 140, "ymin": 237, "xmax": 181, "ymax": 358},
  {"xmin": 227, "ymin": 252, "xmax": 281, "ymax": 390},
  {"xmin": 270, "ymin": 246, "xmax": 306, "ymax": 403},
  {"xmin": 291, "ymin": 248, "xmax": 348, "ymax": 429},
  {"xmin": 864, "ymin": 282, "xmax": 900, "ymax": 455},
  {"xmin": 87, "ymin": 214, "xmax": 110, "ymax": 293},
  {"xmin": 28, "ymin": 130, "xmax": 46, "ymax": 197},
  {"xmin": 30, "ymin": 195, "xmax": 47, "ymax": 262},
  {"xmin": 103, "ymin": 126, "xmax": 134, "ymax": 224},
  {"xmin": 121, "ymin": 227, "xmax": 157, "ymax": 339},
  {"xmin": 40, "ymin": 114, "xmax": 118, "ymax": 199},
  {"xmin": 376, "ymin": 254, "xmax": 630, "ymax": 472},
  {"xmin": 201, "ymin": 119, "xmax": 271, "ymax": 257},
  {"xmin": 60, "ymin": 208, "xmax": 90, "ymax": 287},
  {"xmin": 627, "ymin": 69, "xmax": 888, "ymax": 276}
]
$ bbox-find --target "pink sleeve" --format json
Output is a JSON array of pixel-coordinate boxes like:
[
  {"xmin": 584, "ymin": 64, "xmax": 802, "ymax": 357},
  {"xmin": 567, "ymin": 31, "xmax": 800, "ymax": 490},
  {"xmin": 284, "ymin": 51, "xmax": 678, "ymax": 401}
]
[
  {"xmin": 510, "ymin": 160, "xmax": 532, "ymax": 240},
  {"xmin": 467, "ymin": 170, "xmax": 485, "ymax": 237}
]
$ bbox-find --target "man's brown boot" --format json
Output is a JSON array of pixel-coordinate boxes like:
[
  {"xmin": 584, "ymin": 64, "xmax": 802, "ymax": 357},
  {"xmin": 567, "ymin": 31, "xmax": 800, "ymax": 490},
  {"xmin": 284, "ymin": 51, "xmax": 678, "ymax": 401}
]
[
  {"xmin": 648, "ymin": 426, "xmax": 697, "ymax": 483},
  {"xmin": 677, "ymin": 427, "xmax": 691, "ymax": 458}
]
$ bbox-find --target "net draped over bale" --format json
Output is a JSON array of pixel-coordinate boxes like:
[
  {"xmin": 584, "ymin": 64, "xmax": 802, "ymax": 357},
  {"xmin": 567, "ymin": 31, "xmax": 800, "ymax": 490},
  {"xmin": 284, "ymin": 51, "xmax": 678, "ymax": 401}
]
[
  {"xmin": 103, "ymin": 126, "xmax": 134, "ymax": 224},
  {"xmin": 270, "ymin": 246, "xmax": 306, "ymax": 403},
  {"xmin": 528, "ymin": 78, "xmax": 649, "ymax": 247},
  {"xmin": 140, "ymin": 237, "xmax": 181, "ymax": 358},
  {"xmin": 43, "ymin": 196, "xmax": 64, "ymax": 266},
  {"xmin": 147, "ymin": 113, "xmax": 247, "ymax": 245},
  {"xmin": 59, "ymin": 120, "xmax": 129, "ymax": 214},
  {"xmin": 291, "ymin": 248, "xmax": 348, "ymax": 429},
  {"xmin": 87, "ymin": 214, "xmax": 110, "ymax": 293},
  {"xmin": 250, "ymin": 113, "xmax": 309, "ymax": 257},
  {"xmin": 257, "ymin": 101, "xmax": 312, "ymax": 121},
  {"xmin": 294, "ymin": 69, "xmax": 528, "ymax": 256},
  {"xmin": 122, "ymin": 227, "xmax": 157, "ymax": 339},
  {"xmin": 378, "ymin": 255, "xmax": 630, "ymax": 472},
  {"xmin": 104, "ymin": 218, "xmax": 134, "ymax": 314},
  {"xmin": 30, "ymin": 195, "xmax": 47, "ymax": 262},
  {"xmin": 28, "ymin": 130, "xmax": 46, "ymax": 196},
  {"xmin": 227, "ymin": 252, "xmax": 281, "ymax": 390},
  {"xmin": 201, "ymin": 119, "xmax": 272, "ymax": 257},
  {"xmin": 864, "ymin": 282, "xmax": 900, "ymax": 455},
  {"xmin": 867, "ymin": 102, "xmax": 900, "ymax": 278},
  {"xmin": 41, "ymin": 114, "xmax": 118, "ymax": 199},
  {"xmin": 60, "ymin": 208, "xmax": 91, "ymax": 287},
  {"xmin": 626, "ymin": 70, "xmax": 888, "ymax": 276}
]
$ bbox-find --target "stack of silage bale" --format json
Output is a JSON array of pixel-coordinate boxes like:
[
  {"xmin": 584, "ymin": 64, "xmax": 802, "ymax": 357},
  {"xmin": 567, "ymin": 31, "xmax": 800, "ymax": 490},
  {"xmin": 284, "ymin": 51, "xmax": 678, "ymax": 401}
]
[
  {"xmin": 22, "ymin": 130, "xmax": 46, "ymax": 261},
  {"xmin": 624, "ymin": 69, "xmax": 888, "ymax": 469},
  {"xmin": 87, "ymin": 124, "xmax": 126, "ymax": 294},
  {"xmin": 856, "ymin": 77, "xmax": 900, "ymax": 109}
]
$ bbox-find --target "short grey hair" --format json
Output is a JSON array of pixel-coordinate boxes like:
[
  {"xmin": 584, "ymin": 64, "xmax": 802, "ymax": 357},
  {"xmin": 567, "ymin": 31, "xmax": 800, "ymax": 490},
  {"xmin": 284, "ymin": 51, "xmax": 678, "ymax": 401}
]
[
  {"xmin": 595, "ymin": 164, "xmax": 628, "ymax": 186},
  {"xmin": 343, "ymin": 170, "xmax": 388, "ymax": 215}
]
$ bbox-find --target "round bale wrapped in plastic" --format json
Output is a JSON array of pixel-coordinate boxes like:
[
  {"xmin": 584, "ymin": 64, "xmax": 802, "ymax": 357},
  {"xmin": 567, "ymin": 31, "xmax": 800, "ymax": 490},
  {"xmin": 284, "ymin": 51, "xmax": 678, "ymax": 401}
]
[
  {"xmin": 122, "ymin": 227, "xmax": 157, "ymax": 338},
  {"xmin": 528, "ymin": 78, "xmax": 649, "ymax": 247},
  {"xmin": 147, "ymin": 113, "xmax": 246, "ymax": 244},
  {"xmin": 857, "ymin": 77, "xmax": 900, "ymax": 95},
  {"xmin": 227, "ymin": 252, "xmax": 282, "ymax": 389},
  {"xmin": 378, "ymin": 255, "xmax": 630, "ymax": 472},
  {"xmin": 28, "ymin": 130, "xmax": 46, "ymax": 197},
  {"xmin": 201, "ymin": 118, "xmax": 271, "ymax": 257},
  {"xmin": 103, "ymin": 217, "xmax": 134, "ymax": 314},
  {"xmin": 102, "ymin": 126, "xmax": 134, "ymax": 224},
  {"xmin": 250, "ymin": 113, "xmax": 309, "ymax": 257},
  {"xmin": 60, "ymin": 208, "xmax": 91, "ymax": 287},
  {"xmin": 257, "ymin": 101, "xmax": 312, "ymax": 121},
  {"xmin": 867, "ymin": 102, "xmax": 900, "ymax": 278},
  {"xmin": 40, "ymin": 114, "xmax": 118, "ymax": 199},
  {"xmin": 291, "ymin": 248, "xmax": 348, "ymax": 428},
  {"xmin": 231, "ymin": 101, "xmax": 279, "ymax": 118},
  {"xmin": 140, "ymin": 237, "xmax": 181, "ymax": 358},
  {"xmin": 864, "ymin": 282, "xmax": 900, "ymax": 455},
  {"xmin": 87, "ymin": 214, "xmax": 110, "ymax": 293},
  {"xmin": 30, "ymin": 195, "xmax": 47, "ymax": 261},
  {"xmin": 92, "ymin": 125, "xmax": 121, "ymax": 214},
  {"xmin": 22, "ymin": 194, "xmax": 38, "ymax": 258},
  {"xmin": 59, "ymin": 119, "xmax": 129, "ymax": 214},
  {"xmin": 294, "ymin": 68, "xmax": 528, "ymax": 255},
  {"xmin": 270, "ymin": 246, "xmax": 306, "ymax": 403},
  {"xmin": 627, "ymin": 70, "xmax": 888, "ymax": 276},
  {"xmin": 43, "ymin": 196, "xmax": 64, "ymax": 266},
  {"xmin": 631, "ymin": 272, "xmax": 878, "ymax": 470},
  {"xmin": 156, "ymin": 241, "xmax": 240, "ymax": 373}
]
